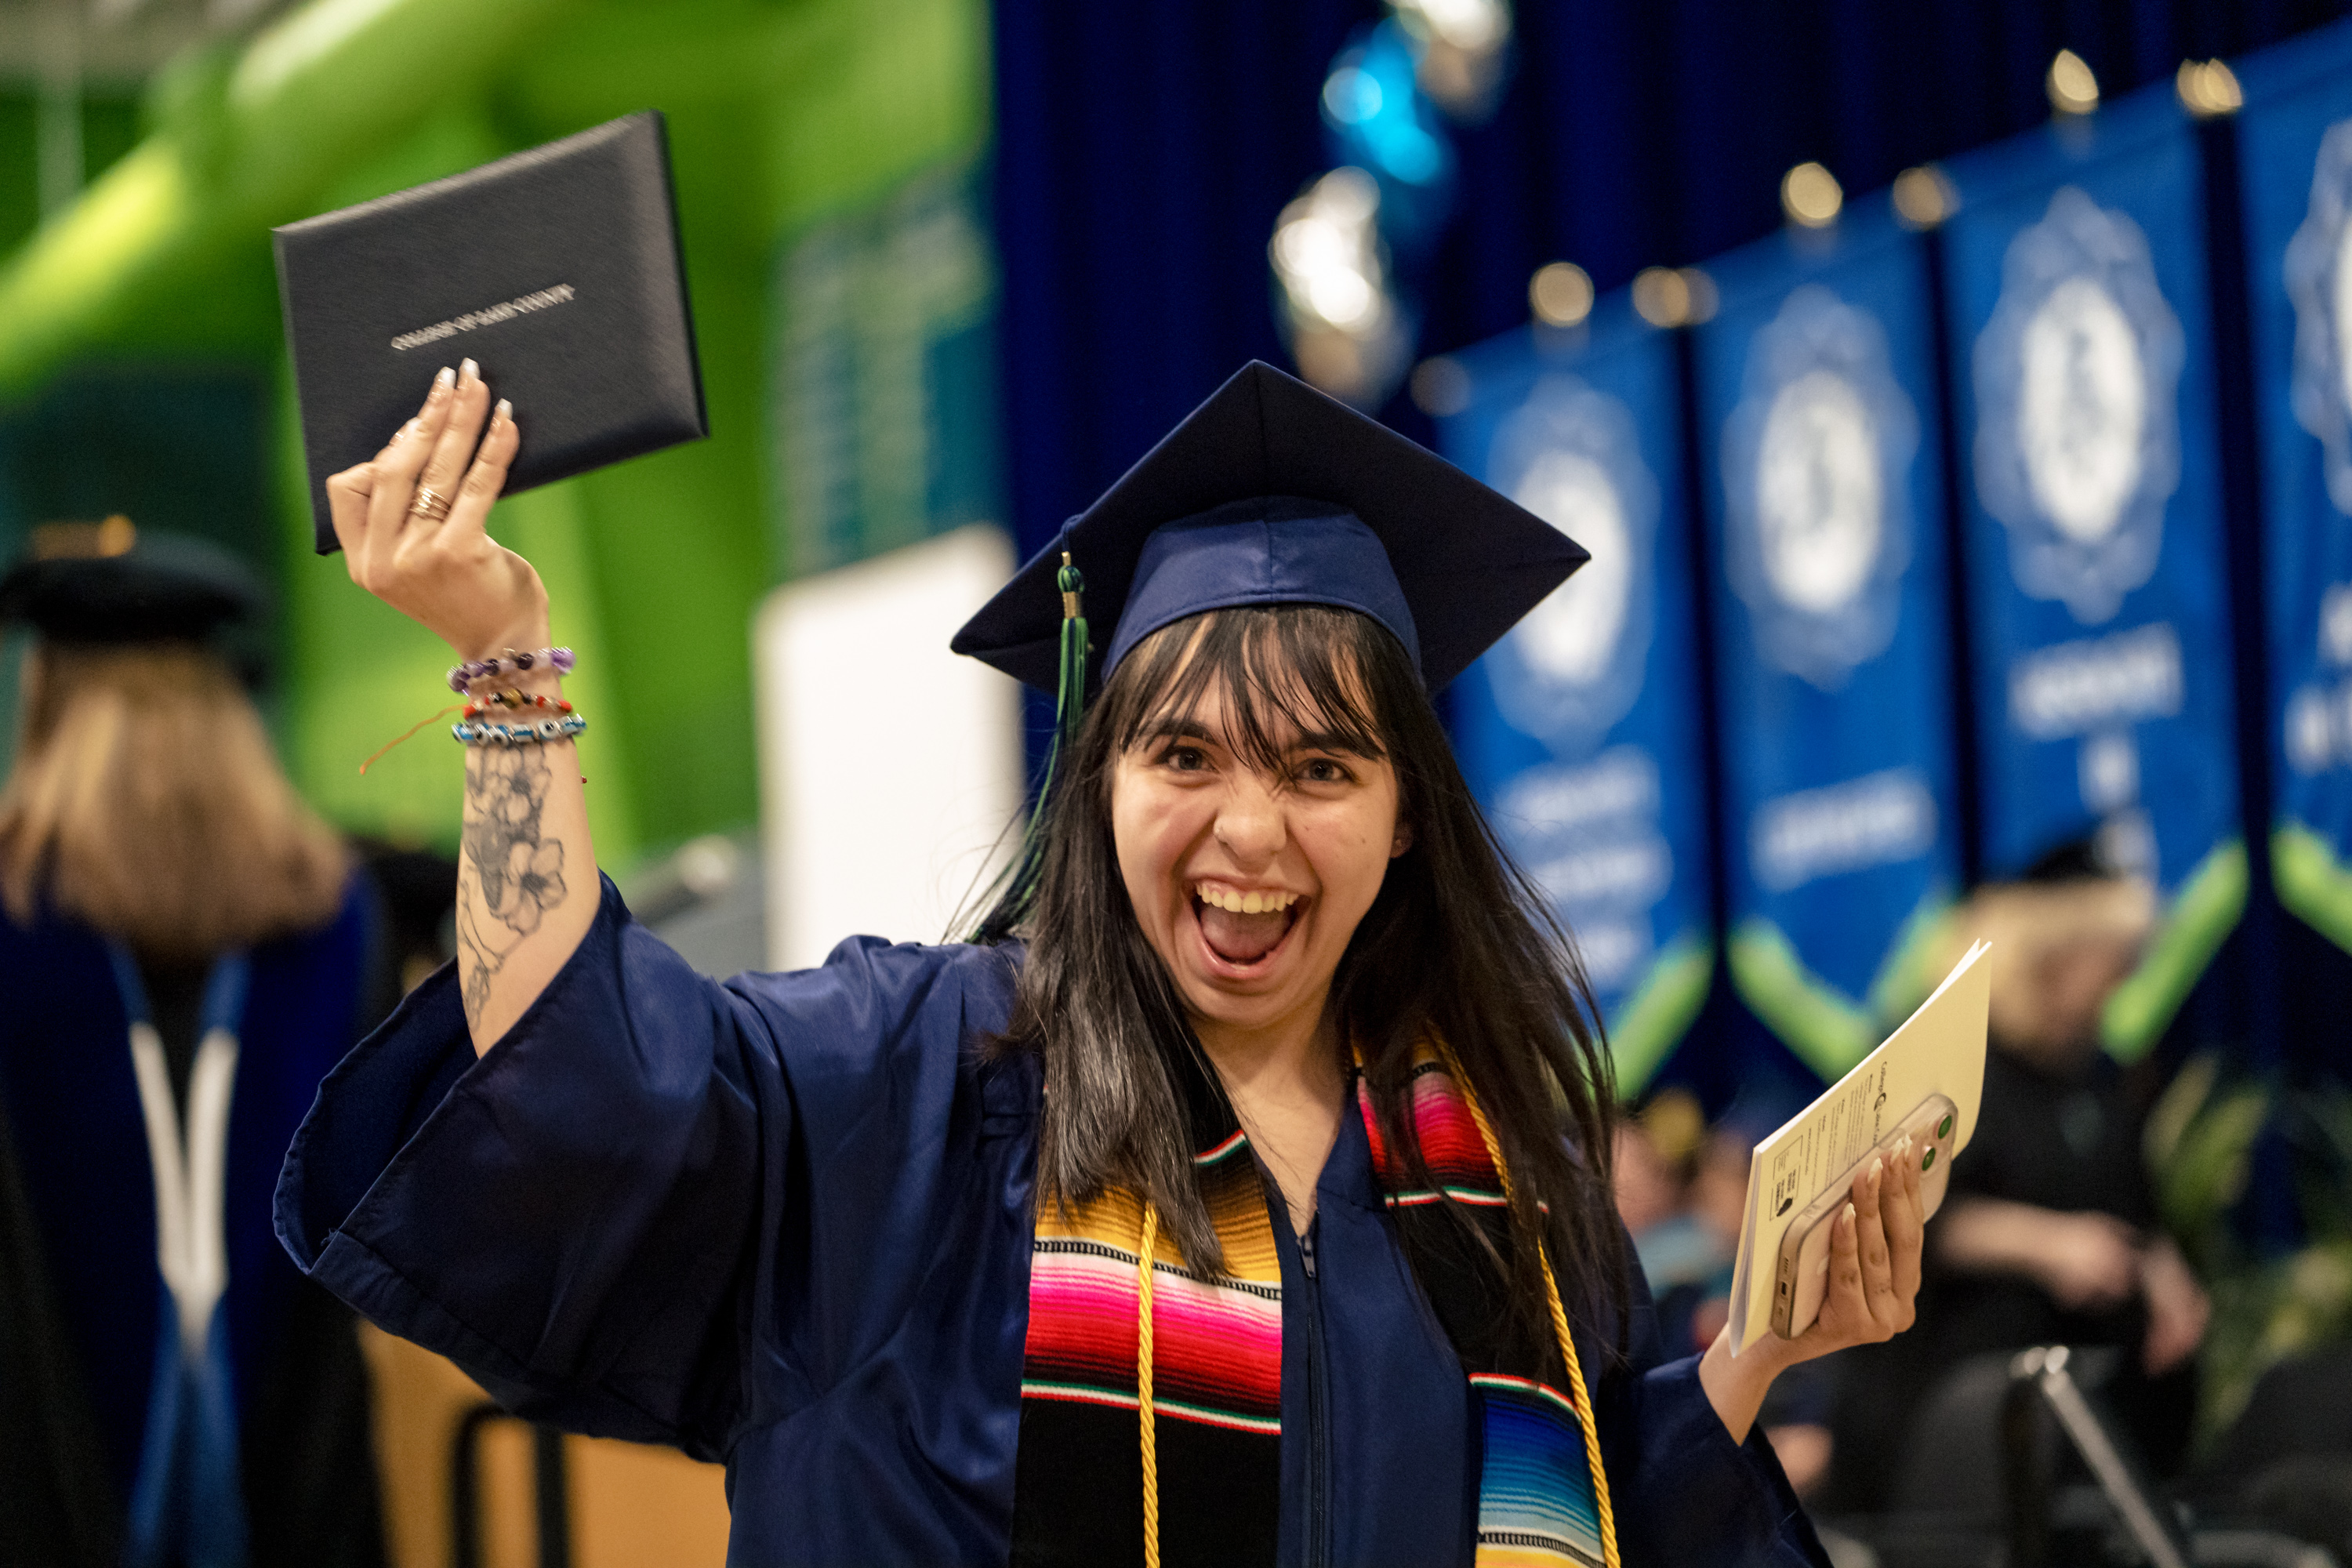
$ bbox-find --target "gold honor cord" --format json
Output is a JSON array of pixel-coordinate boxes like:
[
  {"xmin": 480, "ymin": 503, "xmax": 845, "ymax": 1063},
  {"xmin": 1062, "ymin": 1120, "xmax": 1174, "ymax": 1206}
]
[
  {"xmin": 1442, "ymin": 1046, "xmax": 1623, "ymax": 1568},
  {"xmin": 1137, "ymin": 1201, "xmax": 1162, "ymax": 1568}
]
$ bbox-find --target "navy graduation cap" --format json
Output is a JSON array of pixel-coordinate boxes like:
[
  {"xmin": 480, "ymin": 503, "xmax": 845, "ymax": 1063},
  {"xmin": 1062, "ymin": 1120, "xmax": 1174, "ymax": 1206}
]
[
  {"xmin": 952, "ymin": 360, "xmax": 1588, "ymax": 695},
  {"xmin": 0, "ymin": 518, "xmax": 267, "ymax": 644}
]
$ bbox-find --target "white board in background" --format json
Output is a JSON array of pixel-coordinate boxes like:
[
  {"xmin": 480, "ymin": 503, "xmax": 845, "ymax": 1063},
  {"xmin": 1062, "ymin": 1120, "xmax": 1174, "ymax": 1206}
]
[{"xmin": 753, "ymin": 524, "xmax": 1025, "ymax": 972}]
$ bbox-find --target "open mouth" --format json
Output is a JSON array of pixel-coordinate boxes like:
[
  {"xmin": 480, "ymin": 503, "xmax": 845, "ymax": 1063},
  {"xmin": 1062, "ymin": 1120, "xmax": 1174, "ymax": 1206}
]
[{"xmin": 1190, "ymin": 883, "xmax": 1305, "ymax": 971}]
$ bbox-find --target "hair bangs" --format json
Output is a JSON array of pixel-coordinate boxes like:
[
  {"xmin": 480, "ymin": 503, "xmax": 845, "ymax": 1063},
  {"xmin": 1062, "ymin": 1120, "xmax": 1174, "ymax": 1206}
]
[{"xmin": 1109, "ymin": 606, "xmax": 1392, "ymax": 780}]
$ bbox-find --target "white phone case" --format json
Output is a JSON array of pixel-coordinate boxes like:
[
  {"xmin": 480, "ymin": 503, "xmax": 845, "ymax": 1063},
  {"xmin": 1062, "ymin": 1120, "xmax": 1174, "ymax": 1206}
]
[{"xmin": 1769, "ymin": 1092, "xmax": 1958, "ymax": 1339}]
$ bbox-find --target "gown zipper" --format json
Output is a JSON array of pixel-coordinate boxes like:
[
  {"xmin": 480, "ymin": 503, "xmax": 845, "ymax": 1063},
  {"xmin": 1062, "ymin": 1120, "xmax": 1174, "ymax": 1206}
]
[{"xmin": 1298, "ymin": 1216, "xmax": 1330, "ymax": 1567}]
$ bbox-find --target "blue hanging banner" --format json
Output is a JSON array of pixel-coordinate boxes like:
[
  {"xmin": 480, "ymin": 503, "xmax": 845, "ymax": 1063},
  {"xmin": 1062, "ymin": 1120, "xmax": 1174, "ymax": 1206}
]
[
  {"xmin": 2236, "ymin": 20, "xmax": 2352, "ymax": 957},
  {"xmin": 1941, "ymin": 89, "xmax": 2244, "ymax": 1058},
  {"xmin": 1690, "ymin": 201, "xmax": 1962, "ymax": 1083},
  {"xmin": 1439, "ymin": 296, "xmax": 1714, "ymax": 1092}
]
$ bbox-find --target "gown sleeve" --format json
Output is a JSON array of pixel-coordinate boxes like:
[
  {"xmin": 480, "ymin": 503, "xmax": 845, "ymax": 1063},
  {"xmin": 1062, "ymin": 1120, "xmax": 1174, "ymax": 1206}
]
[
  {"xmin": 1595, "ymin": 1240, "xmax": 1832, "ymax": 1566},
  {"xmin": 274, "ymin": 875, "xmax": 1022, "ymax": 1462}
]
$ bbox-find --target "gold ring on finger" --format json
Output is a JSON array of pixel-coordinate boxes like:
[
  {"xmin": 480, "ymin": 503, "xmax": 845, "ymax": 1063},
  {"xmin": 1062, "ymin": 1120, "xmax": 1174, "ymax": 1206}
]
[{"xmin": 408, "ymin": 485, "xmax": 453, "ymax": 522}]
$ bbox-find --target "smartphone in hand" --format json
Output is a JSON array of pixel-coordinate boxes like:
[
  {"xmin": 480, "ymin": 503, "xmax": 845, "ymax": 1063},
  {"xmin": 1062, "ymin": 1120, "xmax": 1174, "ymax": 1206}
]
[{"xmin": 1770, "ymin": 1093, "xmax": 1958, "ymax": 1339}]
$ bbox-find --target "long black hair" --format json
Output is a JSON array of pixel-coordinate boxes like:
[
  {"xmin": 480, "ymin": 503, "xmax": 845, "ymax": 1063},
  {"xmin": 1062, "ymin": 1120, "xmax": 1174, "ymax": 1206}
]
[{"xmin": 974, "ymin": 603, "xmax": 1626, "ymax": 1350}]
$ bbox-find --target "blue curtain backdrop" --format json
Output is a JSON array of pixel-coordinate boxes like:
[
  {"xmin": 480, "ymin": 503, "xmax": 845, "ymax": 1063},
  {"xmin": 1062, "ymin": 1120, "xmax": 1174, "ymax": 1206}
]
[
  {"xmin": 994, "ymin": 0, "xmax": 2352, "ymax": 538},
  {"xmin": 990, "ymin": 0, "xmax": 2352, "ymax": 1117}
]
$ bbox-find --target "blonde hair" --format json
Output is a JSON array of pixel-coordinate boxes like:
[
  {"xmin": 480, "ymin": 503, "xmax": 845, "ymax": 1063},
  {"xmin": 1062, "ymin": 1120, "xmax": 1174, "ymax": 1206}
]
[
  {"xmin": 0, "ymin": 642, "xmax": 348, "ymax": 960},
  {"xmin": 1948, "ymin": 875, "xmax": 2157, "ymax": 1056}
]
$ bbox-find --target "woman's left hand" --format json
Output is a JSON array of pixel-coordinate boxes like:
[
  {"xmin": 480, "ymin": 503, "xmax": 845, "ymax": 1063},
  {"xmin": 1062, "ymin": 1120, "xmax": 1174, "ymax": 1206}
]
[
  {"xmin": 1697, "ymin": 1136, "xmax": 1926, "ymax": 1443},
  {"xmin": 1789, "ymin": 1132, "xmax": 1926, "ymax": 1357}
]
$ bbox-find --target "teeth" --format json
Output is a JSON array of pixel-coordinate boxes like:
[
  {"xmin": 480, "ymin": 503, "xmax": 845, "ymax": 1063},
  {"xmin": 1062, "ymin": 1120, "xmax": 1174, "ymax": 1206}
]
[{"xmin": 1196, "ymin": 885, "xmax": 1297, "ymax": 913}]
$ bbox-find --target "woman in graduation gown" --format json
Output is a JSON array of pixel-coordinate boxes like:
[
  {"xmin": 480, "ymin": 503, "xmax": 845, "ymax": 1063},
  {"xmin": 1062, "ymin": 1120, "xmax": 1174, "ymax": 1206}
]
[
  {"xmin": 281, "ymin": 359, "xmax": 1929, "ymax": 1566},
  {"xmin": 0, "ymin": 525, "xmax": 387, "ymax": 1568}
]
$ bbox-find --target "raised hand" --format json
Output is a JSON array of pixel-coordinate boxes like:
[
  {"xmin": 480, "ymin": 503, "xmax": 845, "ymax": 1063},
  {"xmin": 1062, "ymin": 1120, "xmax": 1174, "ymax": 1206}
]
[
  {"xmin": 328, "ymin": 362, "xmax": 596, "ymax": 1052},
  {"xmin": 326, "ymin": 358, "xmax": 547, "ymax": 660}
]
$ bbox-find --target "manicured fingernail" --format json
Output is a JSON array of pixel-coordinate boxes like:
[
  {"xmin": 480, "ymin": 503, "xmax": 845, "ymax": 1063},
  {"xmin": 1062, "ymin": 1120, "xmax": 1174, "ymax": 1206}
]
[
  {"xmin": 460, "ymin": 358, "xmax": 479, "ymax": 382},
  {"xmin": 1870, "ymin": 1159, "xmax": 1884, "ymax": 1190},
  {"xmin": 1844, "ymin": 1203, "xmax": 1857, "ymax": 1228},
  {"xmin": 495, "ymin": 398, "xmax": 513, "ymax": 421},
  {"xmin": 434, "ymin": 365, "xmax": 455, "ymax": 389}
]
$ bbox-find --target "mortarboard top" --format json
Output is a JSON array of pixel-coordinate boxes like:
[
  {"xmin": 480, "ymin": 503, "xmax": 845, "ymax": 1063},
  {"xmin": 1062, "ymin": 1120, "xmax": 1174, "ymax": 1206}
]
[
  {"xmin": 951, "ymin": 360, "xmax": 1588, "ymax": 694},
  {"xmin": 0, "ymin": 519, "xmax": 269, "ymax": 645}
]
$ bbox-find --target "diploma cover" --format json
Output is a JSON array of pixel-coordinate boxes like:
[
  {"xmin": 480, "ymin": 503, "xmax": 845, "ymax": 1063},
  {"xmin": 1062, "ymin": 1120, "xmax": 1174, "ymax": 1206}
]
[{"xmin": 274, "ymin": 111, "xmax": 707, "ymax": 554}]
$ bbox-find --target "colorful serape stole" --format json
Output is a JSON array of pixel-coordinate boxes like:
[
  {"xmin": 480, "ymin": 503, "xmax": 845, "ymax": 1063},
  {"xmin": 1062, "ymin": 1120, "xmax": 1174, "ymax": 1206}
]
[
  {"xmin": 1361, "ymin": 1051, "xmax": 1620, "ymax": 1568},
  {"xmin": 1010, "ymin": 1044, "xmax": 1618, "ymax": 1568},
  {"xmin": 1011, "ymin": 1123, "xmax": 1282, "ymax": 1567}
]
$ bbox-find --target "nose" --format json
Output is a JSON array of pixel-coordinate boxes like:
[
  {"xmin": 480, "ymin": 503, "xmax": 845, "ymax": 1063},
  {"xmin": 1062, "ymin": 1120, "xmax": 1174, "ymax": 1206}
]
[{"xmin": 1213, "ymin": 771, "xmax": 1287, "ymax": 866}]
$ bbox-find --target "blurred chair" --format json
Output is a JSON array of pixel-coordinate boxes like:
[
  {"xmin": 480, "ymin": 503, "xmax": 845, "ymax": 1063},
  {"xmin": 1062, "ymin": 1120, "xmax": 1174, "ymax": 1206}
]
[
  {"xmin": 360, "ymin": 1327, "xmax": 730, "ymax": 1568},
  {"xmin": 1855, "ymin": 1345, "xmax": 2341, "ymax": 1568},
  {"xmin": 2201, "ymin": 1348, "xmax": 2352, "ymax": 1493},
  {"xmin": 451, "ymin": 1405, "xmax": 567, "ymax": 1568},
  {"xmin": 1886, "ymin": 1350, "xmax": 2019, "ymax": 1522},
  {"xmin": 2191, "ymin": 1348, "xmax": 2352, "ymax": 1566}
]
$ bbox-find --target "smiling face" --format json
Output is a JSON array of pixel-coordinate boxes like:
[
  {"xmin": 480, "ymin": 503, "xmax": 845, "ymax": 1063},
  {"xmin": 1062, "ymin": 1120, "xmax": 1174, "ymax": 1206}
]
[{"xmin": 1108, "ymin": 635, "xmax": 1408, "ymax": 1049}]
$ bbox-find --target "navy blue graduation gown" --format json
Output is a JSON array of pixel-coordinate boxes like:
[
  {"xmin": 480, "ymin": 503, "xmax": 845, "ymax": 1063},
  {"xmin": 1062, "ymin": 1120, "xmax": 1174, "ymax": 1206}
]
[
  {"xmin": 278, "ymin": 877, "xmax": 1824, "ymax": 1566},
  {"xmin": 0, "ymin": 881, "xmax": 386, "ymax": 1568}
]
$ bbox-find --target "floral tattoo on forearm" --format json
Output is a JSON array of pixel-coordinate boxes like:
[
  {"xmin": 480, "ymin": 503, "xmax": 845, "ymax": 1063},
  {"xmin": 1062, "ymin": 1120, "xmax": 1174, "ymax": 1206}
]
[{"xmin": 458, "ymin": 744, "xmax": 569, "ymax": 1028}]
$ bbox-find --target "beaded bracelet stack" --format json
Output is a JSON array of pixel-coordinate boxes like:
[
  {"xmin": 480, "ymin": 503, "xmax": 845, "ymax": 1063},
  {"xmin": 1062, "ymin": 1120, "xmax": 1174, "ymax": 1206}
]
[
  {"xmin": 454, "ymin": 714, "xmax": 589, "ymax": 746},
  {"xmin": 445, "ymin": 648, "xmax": 584, "ymax": 747},
  {"xmin": 446, "ymin": 645, "xmax": 575, "ymax": 692},
  {"xmin": 463, "ymin": 689, "xmax": 572, "ymax": 718}
]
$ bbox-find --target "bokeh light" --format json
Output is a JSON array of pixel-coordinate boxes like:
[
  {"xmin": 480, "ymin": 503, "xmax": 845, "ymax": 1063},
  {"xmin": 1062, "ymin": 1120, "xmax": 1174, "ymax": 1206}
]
[
  {"xmin": 2176, "ymin": 58, "xmax": 2244, "ymax": 118},
  {"xmin": 1780, "ymin": 162, "xmax": 1843, "ymax": 229},
  {"xmin": 1530, "ymin": 260, "xmax": 1594, "ymax": 328},
  {"xmin": 2048, "ymin": 49, "xmax": 2100, "ymax": 116},
  {"xmin": 1632, "ymin": 266, "xmax": 1715, "ymax": 328},
  {"xmin": 1390, "ymin": 0, "xmax": 1514, "ymax": 120},
  {"xmin": 1272, "ymin": 168, "xmax": 1410, "ymax": 406},
  {"xmin": 1893, "ymin": 165, "xmax": 1957, "ymax": 230}
]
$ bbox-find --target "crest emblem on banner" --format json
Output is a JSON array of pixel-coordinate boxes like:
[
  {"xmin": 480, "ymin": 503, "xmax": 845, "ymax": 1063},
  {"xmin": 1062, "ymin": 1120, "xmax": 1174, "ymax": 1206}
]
[
  {"xmin": 1722, "ymin": 285, "xmax": 1918, "ymax": 690},
  {"xmin": 1484, "ymin": 375, "xmax": 1658, "ymax": 746},
  {"xmin": 2284, "ymin": 118, "xmax": 2352, "ymax": 782},
  {"xmin": 1974, "ymin": 187, "xmax": 2183, "ymax": 626},
  {"xmin": 2285, "ymin": 118, "xmax": 2352, "ymax": 517}
]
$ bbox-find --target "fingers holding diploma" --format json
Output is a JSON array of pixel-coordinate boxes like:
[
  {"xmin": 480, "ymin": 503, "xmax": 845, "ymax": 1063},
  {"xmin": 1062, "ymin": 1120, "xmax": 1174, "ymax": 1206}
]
[
  {"xmin": 366, "ymin": 364, "xmax": 456, "ymax": 539},
  {"xmin": 325, "ymin": 365, "xmax": 549, "ymax": 662},
  {"xmin": 454, "ymin": 397, "xmax": 520, "ymax": 543},
  {"xmin": 417, "ymin": 358, "xmax": 494, "ymax": 522}
]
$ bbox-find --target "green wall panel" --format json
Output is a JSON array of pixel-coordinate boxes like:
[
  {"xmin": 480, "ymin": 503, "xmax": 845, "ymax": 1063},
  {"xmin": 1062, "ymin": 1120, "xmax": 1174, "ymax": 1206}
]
[{"xmin": 0, "ymin": 0, "xmax": 995, "ymax": 869}]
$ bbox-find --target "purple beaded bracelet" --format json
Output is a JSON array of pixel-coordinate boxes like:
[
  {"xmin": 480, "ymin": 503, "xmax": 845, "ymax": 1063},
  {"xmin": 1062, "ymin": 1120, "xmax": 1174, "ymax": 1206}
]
[{"xmin": 446, "ymin": 647, "xmax": 575, "ymax": 693}]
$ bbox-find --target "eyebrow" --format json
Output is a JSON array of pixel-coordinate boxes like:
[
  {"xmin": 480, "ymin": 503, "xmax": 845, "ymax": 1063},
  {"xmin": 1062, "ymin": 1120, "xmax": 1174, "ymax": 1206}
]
[
  {"xmin": 1133, "ymin": 716, "xmax": 1385, "ymax": 759},
  {"xmin": 1288, "ymin": 728, "xmax": 1385, "ymax": 758}
]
